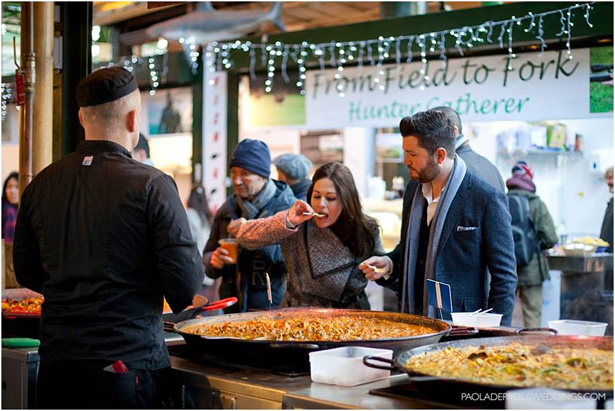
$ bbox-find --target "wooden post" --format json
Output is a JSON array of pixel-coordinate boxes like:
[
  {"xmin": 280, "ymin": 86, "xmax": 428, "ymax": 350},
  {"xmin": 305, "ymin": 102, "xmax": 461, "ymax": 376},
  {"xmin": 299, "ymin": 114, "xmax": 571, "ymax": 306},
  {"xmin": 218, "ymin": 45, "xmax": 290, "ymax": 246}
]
[{"xmin": 33, "ymin": 2, "xmax": 54, "ymax": 174}]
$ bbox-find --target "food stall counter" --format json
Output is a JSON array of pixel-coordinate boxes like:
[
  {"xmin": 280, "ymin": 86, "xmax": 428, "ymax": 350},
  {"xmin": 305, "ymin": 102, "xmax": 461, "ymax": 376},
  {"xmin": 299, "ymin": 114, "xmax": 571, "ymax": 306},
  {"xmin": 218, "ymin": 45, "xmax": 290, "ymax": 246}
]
[
  {"xmin": 168, "ymin": 348, "xmax": 439, "ymax": 409},
  {"xmin": 546, "ymin": 254, "xmax": 613, "ymax": 334}
]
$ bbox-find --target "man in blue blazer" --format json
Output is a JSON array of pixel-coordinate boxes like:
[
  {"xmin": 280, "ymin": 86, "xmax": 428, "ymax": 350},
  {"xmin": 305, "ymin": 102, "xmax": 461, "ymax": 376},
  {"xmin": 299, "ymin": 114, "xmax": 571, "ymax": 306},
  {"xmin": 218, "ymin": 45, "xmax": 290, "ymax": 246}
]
[{"xmin": 360, "ymin": 111, "xmax": 517, "ymax": 325}]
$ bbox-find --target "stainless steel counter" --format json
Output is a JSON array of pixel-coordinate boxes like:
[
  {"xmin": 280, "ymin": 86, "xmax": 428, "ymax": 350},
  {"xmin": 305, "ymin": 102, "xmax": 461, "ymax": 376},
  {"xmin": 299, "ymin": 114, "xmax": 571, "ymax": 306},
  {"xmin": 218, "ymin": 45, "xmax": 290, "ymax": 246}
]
[
  {"xmin": 546, "ymin": 254, "xmax": 613, "ymax": 334},
  {"xmin": 283, "ymin": 374, "xmax": 442, "ymax": 409},
  {"xmin": 168, "ymin": 353, "xmax": 435, "ymax": 409},
  {"xmin": 546, "ymin": 254, "xmax": 613, "ymax": 273},
  {"xmin": 2, "ymin": 346, "xmax": 40, "ymax": 409}
]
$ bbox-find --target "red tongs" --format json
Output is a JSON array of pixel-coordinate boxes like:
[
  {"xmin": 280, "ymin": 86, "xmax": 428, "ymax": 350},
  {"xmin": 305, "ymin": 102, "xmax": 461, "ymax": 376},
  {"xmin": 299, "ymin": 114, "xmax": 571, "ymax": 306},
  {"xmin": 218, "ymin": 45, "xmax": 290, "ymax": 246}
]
[{"xmin": 197, "ymin": 297, "xmax": 237, "ymax": 313}]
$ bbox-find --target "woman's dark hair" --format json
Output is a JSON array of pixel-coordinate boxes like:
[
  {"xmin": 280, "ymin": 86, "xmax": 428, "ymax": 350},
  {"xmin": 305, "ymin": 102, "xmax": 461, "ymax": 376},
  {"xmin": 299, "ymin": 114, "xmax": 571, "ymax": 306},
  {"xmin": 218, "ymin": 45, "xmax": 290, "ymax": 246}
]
[
  {"xmin": 399, "ymin": 111, "xmax": 455, "ymax": 158},
  {"xmin": 187, "ymin": 185, "xmax": 213, "ymax": 225},
  {"xmin": 2, "ymin": 172, "xmax": 18, "ymax": 206},
  {"xmin": 306, "ymin": 162, "xmax": 380, "ymax": 258}
]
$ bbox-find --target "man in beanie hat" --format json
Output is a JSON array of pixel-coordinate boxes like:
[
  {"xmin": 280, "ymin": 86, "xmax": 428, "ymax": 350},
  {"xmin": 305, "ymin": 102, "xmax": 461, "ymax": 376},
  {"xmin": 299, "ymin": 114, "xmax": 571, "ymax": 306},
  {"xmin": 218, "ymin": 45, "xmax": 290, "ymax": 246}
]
[
  {"xmin": 273, "ymin": 153, "xmax": 313, "ymax": 200},
  {"xmin": 14, "ymin": 67, "xmax": 204, "ymax": 408},
  {"xmin": 204, "ymin": 139, "xmax": 296, "ymax": 312},
  {"xmin": 506, "ymin": 160, "xmax": 558, "ymax": 328}
]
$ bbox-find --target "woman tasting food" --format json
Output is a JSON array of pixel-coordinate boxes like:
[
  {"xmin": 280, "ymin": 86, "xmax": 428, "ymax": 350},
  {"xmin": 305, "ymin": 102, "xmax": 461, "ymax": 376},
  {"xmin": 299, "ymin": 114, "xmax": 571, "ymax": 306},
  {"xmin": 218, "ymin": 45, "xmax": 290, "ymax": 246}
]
[{"xmin": 229, "ymin": 162, "xmax": 384, "ymax": 309}]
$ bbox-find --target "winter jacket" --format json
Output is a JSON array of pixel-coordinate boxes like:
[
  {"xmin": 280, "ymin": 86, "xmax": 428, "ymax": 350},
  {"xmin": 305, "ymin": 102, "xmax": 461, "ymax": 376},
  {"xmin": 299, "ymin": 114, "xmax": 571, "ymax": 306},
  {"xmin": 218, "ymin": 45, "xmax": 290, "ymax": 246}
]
[
  {"xmin": 203, "ymin": 180, "xmax": 296, "ymax": 312},
  {"xmin": 14, "ymin": 140, "xmax": 204, "ymax": 369},
  {"xmin": 507, "ymin": 189, "xmax": 558, "ymax": 286}
]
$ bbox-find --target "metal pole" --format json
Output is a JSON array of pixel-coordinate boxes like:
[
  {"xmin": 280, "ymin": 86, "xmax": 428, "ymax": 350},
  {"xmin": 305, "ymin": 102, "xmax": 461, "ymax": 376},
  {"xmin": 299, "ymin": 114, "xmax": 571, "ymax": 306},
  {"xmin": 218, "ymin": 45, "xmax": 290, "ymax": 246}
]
[{"xmin": 19, "ymin": 1, "xmax": 35, "ymax": 194}]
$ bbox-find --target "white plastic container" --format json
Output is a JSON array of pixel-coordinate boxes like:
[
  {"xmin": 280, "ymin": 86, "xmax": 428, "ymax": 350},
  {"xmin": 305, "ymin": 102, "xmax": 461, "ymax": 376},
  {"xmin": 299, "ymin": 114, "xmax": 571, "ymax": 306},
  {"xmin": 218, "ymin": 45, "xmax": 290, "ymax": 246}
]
[
  {"xmin": 309, "ymin": 346, "xmax": 392, "ymax": 386},
  {"xmin": 450, "ymin": 312, "xmax": 503, "ymax": 328},
  {"xmin": 548, "ymin": 320, "xmax": 608, "ymax": 336}
]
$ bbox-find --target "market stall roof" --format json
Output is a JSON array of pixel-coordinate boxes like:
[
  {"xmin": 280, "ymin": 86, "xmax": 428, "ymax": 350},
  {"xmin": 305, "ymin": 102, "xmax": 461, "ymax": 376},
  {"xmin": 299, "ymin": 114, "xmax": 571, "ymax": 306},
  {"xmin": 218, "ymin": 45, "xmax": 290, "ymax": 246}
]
[{"xmin": 93, "ymin": 1, "xmax": 491, "ymax": 33}]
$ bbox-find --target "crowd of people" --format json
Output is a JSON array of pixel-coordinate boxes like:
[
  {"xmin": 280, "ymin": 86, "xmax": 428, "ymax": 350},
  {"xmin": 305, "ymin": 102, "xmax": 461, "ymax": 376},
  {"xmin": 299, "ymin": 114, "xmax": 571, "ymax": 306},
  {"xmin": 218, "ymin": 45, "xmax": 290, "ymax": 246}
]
[{"xmin": 5, "ymin": 66, "xmax": 613, "ymax": 408}]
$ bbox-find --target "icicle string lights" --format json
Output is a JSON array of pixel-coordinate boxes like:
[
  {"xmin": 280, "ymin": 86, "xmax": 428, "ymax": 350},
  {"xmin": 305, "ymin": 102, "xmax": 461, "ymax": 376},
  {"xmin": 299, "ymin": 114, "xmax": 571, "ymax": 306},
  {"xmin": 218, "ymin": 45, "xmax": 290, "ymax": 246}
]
[
  {"xmin": 0, "ymin": 3, "xmax": 596, "ymax": 102},
  {"xmin": 203, "ymin": 2, "xmax": 594, "ymax": 95}
]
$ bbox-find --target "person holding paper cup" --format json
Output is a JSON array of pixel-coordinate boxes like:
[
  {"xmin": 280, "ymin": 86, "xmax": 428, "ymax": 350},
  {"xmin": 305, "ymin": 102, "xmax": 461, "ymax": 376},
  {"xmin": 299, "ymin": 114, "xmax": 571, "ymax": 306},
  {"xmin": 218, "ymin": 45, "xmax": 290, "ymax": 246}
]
[
  {"xmin": 359, "ymin": 111, "xmax": 517, "ymax": 325},
  {"xmin": 230, "ymin": 162, "xmax": 385, "ymax": 309},
  {"xmin": 203, "ymin": 139, "xmax": 296, "ymax": 313}
]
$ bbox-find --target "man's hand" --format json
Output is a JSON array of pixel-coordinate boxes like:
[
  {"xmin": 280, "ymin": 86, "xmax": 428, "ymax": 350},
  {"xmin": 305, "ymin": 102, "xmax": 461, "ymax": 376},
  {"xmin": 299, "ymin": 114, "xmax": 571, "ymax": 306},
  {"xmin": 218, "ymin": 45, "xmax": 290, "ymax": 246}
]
[
  {"xmin": 209, "ymin": 246, "xmax": 234, "ymax": 269},
  {"xmin": 227, "ymin": 218, "xmax": 247, "ymax": 237},
  {"xmin": 287, "ymin": 200, "xmax": 315, "ymax": 227},
  {"xmin": 358, "ymin": 256, "xmax": 392, "ymax": 281}
]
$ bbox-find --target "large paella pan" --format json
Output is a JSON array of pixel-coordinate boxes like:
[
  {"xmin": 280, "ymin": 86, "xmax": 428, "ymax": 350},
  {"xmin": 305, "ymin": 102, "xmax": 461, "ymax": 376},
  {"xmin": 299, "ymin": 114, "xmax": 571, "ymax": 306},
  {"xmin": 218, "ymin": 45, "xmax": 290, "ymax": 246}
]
[
  {"xmin": 365, "ymin": 335, "xmax": 613, "ymax": 407},
  {"xmin": 168, "ymin": 308, "xmax": 451, "ymax": 372}
]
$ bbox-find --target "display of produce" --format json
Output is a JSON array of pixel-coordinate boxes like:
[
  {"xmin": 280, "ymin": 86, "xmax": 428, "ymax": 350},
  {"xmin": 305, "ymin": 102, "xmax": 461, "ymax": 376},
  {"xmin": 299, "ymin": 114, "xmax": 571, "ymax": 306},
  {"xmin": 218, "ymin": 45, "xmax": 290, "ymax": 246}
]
[
  {"xmin": 404, "ymin": 342, "xmax": 613, "ymax": 391},
  {"xmin": 2, "ymin": 297, "xmax": 44, "ymax": 315},
  {"xmin": 182, "ymin": 314, "xmax": 435, "ymax": 341},
  {"xmin": 572, "ymin": 236, "xmax": 610, "ymax": 247}
]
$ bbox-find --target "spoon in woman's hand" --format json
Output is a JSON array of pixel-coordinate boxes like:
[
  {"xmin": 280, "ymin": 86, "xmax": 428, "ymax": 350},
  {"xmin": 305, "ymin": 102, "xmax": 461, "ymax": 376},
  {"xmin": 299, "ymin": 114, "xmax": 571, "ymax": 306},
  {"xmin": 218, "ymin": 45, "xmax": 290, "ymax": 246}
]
[{"xmin": 303, "ymin": 211, "xmax": 325, "ymax": 217}]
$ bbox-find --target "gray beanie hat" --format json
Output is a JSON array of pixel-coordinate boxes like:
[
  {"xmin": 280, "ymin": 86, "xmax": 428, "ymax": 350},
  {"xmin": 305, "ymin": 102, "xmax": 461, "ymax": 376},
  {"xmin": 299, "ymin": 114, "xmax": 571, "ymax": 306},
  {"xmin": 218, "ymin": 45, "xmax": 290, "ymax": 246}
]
[{"xmin": 272, "ymin": 153, "xmax": 313, "ymax": 180}]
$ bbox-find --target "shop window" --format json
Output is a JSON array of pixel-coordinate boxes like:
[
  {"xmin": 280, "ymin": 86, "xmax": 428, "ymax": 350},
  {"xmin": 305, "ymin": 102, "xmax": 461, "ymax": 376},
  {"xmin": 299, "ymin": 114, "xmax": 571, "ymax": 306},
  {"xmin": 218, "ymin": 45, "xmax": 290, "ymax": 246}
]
[
  {"xmin": 375, "ymin": 131, "xmax": 406, "ymax": 198},
  {"xmin": 300, "ymin": 130, "xmax": 343, "ymax": 170}
]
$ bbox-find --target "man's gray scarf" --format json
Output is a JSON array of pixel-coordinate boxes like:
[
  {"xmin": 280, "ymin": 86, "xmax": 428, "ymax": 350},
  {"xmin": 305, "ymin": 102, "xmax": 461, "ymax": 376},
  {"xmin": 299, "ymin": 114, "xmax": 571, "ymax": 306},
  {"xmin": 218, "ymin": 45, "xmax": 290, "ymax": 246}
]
[
  {"xmin": 236, "ymin": 179, "xmax": 277, "ymax": 220},
  {"xmin": 401, "ymin": 155, "xmax": 467, "ymax": 315}
]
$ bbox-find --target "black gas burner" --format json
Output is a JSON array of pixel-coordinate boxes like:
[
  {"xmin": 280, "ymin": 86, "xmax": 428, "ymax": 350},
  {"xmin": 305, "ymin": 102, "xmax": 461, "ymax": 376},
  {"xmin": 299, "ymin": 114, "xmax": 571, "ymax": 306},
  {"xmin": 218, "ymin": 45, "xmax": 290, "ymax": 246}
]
[{"xmin": 168, "ymin": 344, "xmax": 309, "ymax": 377}]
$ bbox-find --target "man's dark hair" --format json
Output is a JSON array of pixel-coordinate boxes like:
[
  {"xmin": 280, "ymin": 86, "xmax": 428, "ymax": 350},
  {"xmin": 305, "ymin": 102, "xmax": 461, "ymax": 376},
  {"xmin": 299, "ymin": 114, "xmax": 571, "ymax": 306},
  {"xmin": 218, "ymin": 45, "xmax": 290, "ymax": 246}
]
[
  {"xmin": 134, "ymin": 134, "xmax": 150, "ymax": 157},
  {"xmin": 429, "ymin": 106, "xmax": 462, "ymax": 134},
  {"xmin": 399, "ymin": 111, "xmax": 456, "ymax": 159}
]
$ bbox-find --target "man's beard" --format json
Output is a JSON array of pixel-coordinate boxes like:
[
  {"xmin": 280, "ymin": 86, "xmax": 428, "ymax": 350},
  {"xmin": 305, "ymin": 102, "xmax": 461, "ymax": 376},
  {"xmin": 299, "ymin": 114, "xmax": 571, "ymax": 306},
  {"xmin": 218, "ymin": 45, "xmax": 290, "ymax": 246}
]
[{"xmin": 411, "ymin": 157, "xmax": 440, "ymax": 183}]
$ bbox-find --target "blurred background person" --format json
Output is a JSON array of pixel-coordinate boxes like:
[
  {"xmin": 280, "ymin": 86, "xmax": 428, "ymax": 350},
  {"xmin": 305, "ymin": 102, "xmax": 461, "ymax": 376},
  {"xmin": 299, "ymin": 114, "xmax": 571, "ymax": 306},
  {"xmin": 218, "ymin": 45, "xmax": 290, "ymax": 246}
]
[
  {"xmin": 431, "ymin": 106, "xmax": 505, "ymax": 192},
  {"xmin": 2, "ymin": 171, "xmax": 20, "ymax": 288},
  {"xmin": 600, "ymin": 166, "xmax": 613, "ymax": 253},
  {"xmin": 506, "ymin": 161, "xmax": 558, "ymax": 328},
  {"xmin": 272, "ymin": 153, "xmax": 313, "ymax": 201},
  {"xmin": 600, "ymin": 166, "xmax": 613, "ymax": 290},
  {"xmin": 186, "ymin": 185, "xmax": 220, "ymax": 304},
  {"xmin": 231, "ymin": 162, "xmax": 384, "ymax": 309},
  {"xmin": 2, "ymin": 171, "xmax": 19, "ymax": 244},
  {"xmin": 132, "ymin": 133, "xmax": 153, "ymax": 166},
  {"xmin": 159, "ymin": 93, "xmax": 181, "ymax": 134},
  {"xmin": 186, "ymin": 185, "xmax": 214, "ymax": 255}
]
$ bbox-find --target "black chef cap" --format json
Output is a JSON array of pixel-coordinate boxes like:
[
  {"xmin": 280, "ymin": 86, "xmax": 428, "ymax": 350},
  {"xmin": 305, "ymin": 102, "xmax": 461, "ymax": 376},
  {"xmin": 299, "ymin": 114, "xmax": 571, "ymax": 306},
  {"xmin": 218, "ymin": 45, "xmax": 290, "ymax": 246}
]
[{"xmin": 76, "ymin": 67, "xmax": 138, "ymax": 107}]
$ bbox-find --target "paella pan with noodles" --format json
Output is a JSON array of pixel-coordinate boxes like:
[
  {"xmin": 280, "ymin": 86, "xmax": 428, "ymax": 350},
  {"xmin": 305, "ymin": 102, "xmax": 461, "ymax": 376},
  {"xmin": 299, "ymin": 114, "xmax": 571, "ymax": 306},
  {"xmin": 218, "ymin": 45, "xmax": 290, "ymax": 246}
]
[
  {"xmin": 365, "ymin": 335, "xmax": 613, "ymax": 394},
  {"xmin": 405, "ymin": 341, "xmax": 613, "ymax": 391},
  {"xmin": 170, "ymin": 308, "xmax": 451, "ymax": 370},
  {"xmin": 181, "ymin": 312, "xmax": 435, "ymax": 341}
]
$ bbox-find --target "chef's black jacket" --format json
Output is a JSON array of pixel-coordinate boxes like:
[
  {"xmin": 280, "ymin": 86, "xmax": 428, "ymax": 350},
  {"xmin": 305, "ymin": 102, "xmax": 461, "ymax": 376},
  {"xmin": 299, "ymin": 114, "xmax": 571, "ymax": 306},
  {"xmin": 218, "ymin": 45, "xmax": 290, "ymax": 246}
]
[{"xmin": 14, "ymin": 140, "xmax": 204, "ymax": 369}]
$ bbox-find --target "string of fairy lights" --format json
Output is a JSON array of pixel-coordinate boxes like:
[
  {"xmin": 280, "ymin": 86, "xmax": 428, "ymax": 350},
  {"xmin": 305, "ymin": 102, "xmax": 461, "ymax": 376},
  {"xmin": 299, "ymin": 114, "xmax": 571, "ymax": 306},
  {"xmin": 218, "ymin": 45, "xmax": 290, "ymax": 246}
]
[
  {"xmin": 203, "ymin": 2, "xmax": 595, "ymax": 96},
  {"xmin": 0, "ymin": 2, "xmax": 597, "ymax": 121}
]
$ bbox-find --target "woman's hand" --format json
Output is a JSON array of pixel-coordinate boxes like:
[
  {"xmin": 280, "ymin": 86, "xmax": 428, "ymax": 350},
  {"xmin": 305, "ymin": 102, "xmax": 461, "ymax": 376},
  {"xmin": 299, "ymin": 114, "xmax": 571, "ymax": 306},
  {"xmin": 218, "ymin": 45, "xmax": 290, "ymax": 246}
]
[
  {"xmin": 227, "ymin": 218, "xmax": 247, "ymax": 237},
  {"xmin": 287, "ymin": 200, "xmax": 316, "ymax": 227}
]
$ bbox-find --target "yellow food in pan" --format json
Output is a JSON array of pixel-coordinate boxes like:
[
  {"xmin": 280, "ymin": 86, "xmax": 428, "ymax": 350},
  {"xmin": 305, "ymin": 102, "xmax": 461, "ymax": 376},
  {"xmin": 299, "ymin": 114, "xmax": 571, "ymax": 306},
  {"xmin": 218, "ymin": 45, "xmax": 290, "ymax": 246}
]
[
  {"xmin": 405, "ymin": 343, "xmax": 613, "ymax": 391},
  {"xmin": 182, "ymin": 315, "xmax": 434, "ymax": 341}
]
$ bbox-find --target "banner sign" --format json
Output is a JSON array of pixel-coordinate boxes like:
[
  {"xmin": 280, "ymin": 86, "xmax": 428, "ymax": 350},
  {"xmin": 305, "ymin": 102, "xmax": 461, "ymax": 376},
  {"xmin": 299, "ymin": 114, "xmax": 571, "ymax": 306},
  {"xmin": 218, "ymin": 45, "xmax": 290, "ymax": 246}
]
[
  {"xmin": 305, "ymin": 48, "xmax": 606, "ymax": 129},
  {"xmin": 203, "ymin": 60, "xmax": 228, "ymax": 212}
]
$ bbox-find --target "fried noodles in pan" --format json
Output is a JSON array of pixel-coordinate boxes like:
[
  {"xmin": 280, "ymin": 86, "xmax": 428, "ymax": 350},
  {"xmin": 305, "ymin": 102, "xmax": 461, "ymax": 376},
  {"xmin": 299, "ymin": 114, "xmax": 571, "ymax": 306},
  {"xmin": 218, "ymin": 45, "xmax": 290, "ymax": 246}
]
[
  {"xmin": 405, "ymin": 343, "xmax": 613, "ymax": 391},
  {"xmin": 181, "ymin": 315, "xmax": 435, "ymax": 341}
]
